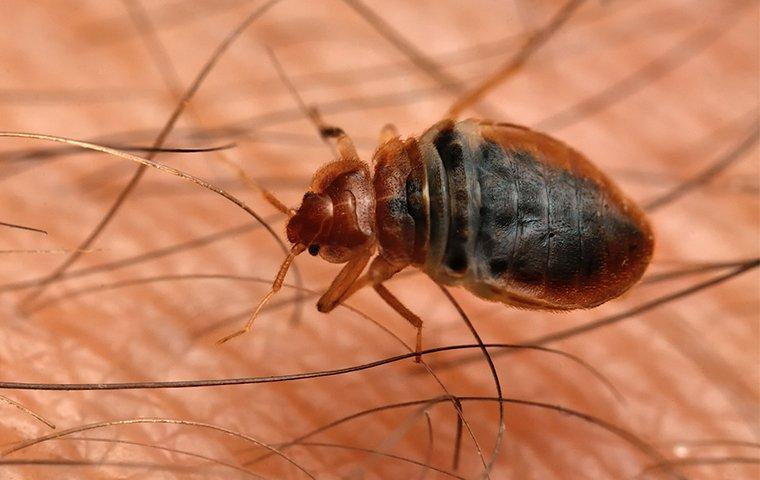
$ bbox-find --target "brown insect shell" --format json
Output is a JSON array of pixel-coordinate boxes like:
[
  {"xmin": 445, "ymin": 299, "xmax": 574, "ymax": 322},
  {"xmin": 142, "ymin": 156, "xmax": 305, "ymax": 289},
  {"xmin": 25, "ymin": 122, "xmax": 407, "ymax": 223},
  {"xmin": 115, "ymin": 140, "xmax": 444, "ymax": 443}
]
[
  {"xmin": 478, "ymin": 121, "xmax": 656, "ymax": 308},
  {"xmin": 286, "ymin": 158, "xmax": 375, "ymax": 263}
]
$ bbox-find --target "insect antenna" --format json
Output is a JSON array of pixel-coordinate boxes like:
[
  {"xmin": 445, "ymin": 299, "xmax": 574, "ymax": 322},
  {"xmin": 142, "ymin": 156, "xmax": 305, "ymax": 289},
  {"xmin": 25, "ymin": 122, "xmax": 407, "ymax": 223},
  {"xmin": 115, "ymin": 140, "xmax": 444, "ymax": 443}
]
[
  {"xmin": 216, "ymin": 243, "xmax": 306, "ymax": 344},
  {"xmin": 124, "ymin": 0, "xmax": 296, "ymax": 221},
  {"xmin": 0, "ymin": 129, "xmax": 310, "ymax": 344},
  {"xmin": 121, "ymin": 0, "xmax": 309, "ymax": 336}
]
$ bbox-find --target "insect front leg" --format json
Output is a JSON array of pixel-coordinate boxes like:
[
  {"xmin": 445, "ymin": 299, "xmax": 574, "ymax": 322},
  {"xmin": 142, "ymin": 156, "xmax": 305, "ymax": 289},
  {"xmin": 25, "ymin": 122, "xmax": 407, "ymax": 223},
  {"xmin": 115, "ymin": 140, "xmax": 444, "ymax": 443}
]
[
  {"xmin": 318, "ymin": 254, "xmax": 400, "ymax": 312},
  {"xmin": 319, "ymin": 255, "xmax": 424, "ymax": 362},
  {"xmin": 316, "ymin": 247, "xmax": 373, "ymax": 313}
]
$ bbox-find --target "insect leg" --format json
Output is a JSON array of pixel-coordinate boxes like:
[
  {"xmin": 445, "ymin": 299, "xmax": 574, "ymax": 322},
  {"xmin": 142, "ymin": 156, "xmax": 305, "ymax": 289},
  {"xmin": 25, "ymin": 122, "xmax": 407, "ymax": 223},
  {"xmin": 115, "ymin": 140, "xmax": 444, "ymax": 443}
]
[
  {"xmin": 318, "ymin": 254, "xmax": 406, "ymax": 312},
  {"xmin": 215, "ymin": 156, "xmax": 294, "ymax": 216},
  {"xmin": 373, "ymin": 283, "xmax": 424, "ymax": 363},
  {"xmin": 308, "ymin": 106, "xmax": 360, "ymax": 162},
  {"xmin": 267, "ymin": 39, "xmax": 365, "ymax": 168},
  {"xmin": 317, "ymin": 252, "xmax": 422, "ymax": 362},
  {"xmin": 316, "ymin": 247, "xmax": 374, "ymax": 313},
  {"xmin": 373, "ymin": 124, "xmax": 400, "ymax": 167},
  {"xmin": 379, "ymin": 124, "xmax": 399, "ymax": 144}
]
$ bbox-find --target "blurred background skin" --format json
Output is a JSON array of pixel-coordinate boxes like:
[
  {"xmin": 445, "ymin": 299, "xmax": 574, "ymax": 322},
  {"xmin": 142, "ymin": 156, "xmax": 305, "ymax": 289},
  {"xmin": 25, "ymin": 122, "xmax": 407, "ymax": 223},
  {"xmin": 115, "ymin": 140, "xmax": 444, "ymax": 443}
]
[{"xmin": 0, "ymin": 0, "xmax": 758, "ymax": 478}]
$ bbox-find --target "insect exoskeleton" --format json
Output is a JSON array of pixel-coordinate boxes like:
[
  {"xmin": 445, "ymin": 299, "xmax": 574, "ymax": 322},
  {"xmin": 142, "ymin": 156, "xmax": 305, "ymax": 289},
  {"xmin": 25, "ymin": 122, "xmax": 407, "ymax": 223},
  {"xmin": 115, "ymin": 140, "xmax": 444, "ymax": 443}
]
[
  {"xmin": 214, "ymin": 0, "xmax": 654, "ymax": 357},
  {"xmin": 290, "ymin": 118, "xmax": 654, "ymax": 312},
  {"xmin": 219, "ymin": 116, "xmax": 654, "ymax": 354}
]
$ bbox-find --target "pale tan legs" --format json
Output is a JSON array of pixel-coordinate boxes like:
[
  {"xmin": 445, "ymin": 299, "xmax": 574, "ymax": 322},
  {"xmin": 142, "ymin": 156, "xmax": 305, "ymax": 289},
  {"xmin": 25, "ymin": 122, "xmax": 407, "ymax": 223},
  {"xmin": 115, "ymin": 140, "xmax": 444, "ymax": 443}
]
[
  {"xmin": 311, "ymin": 120, "xmax": 423, "ymax": 360},
  {"xmin": 217, "ymin": 107, "xmax": 363, "ymax": 344},
  {"xmin": 308, "ymin": 107, "xmax": 361, "ymax": 162},
  {"xmin": 318, "ymin": 255, "xmax": 400, "ymax": 311},
  {"xmin": 266, "ymin": 47, "xmax": 359, "ymax": 163},
  {"xmin": 223, "ymin": 112, "xmax": 423, "ymax": 356},
  {"xmin": 316, "ymin": 247, "xmax": 373, "ymax": 313},
  {"xmin": 318, "ymin": 254, "xmax": 424, "ymax": 362},
  {"xmin": 379, "ymin": 123, "xmax": 399, "ymax": 144},
  {"xmin": 221, "ymin": 52, "xmax": 372, "ymax": 344},
  {"xmin": 217, "ymin": 157, "xmax": 292, "ymax": 215},
  {"xmin": 373, "ymin": 283, "xmax": 424, "ymax": 362}
]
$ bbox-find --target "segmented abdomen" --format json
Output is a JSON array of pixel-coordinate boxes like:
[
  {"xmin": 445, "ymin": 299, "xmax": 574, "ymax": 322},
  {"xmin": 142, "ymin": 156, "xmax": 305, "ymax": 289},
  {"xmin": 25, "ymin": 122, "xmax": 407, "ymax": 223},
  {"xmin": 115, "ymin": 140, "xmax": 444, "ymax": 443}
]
[{"xmin": 416, "ymin": 119, "xmax": 653, "ymax": 310}]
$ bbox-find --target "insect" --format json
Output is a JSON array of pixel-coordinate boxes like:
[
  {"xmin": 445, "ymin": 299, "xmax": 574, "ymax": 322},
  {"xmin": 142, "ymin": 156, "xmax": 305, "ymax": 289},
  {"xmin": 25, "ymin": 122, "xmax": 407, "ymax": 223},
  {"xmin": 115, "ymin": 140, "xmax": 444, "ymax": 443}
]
[
  {"xmin": 216, "ymin": 1, "xmax": 654, "ymax": 357},
  {"xmin": 218, "ymin": 112, "xmax": 654, "ymax": 359}
]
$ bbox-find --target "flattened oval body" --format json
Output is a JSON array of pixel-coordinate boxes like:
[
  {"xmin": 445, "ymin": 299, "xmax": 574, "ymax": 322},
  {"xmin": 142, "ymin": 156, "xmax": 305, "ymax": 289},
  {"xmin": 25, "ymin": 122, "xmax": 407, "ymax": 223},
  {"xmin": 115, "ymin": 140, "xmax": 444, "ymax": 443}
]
[{"xmin": 374, "ymin": 119, "xmax": 654, "ymax": 310}]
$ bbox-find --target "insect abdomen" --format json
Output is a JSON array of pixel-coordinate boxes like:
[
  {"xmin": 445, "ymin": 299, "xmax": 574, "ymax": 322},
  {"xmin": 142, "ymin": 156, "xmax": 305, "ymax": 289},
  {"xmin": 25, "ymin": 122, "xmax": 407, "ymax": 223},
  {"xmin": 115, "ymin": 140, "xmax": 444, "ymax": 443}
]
[{"xmin": 415, "ymin": 119, "xmax": 653, "ymax": 310}]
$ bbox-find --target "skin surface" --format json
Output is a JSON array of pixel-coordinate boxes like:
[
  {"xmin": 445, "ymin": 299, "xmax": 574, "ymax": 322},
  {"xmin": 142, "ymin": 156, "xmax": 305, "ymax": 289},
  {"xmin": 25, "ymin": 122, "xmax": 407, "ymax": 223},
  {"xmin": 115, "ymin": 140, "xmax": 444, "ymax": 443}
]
[{"xmin": 0, "ymin": 1, "xmax": 757, "ymax": 478}]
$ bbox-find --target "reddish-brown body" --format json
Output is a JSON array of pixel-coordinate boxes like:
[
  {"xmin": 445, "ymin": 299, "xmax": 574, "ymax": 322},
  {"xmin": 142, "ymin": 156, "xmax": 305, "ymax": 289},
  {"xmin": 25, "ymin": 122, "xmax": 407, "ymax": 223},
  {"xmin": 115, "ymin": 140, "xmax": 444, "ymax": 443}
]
[
  {"xmin": 218, "ymin": 0, "xmax": 651, "ymax": 353},
  {"xmin": 287, "ymin": 119, "xmax": 654, "ymax": 311}
]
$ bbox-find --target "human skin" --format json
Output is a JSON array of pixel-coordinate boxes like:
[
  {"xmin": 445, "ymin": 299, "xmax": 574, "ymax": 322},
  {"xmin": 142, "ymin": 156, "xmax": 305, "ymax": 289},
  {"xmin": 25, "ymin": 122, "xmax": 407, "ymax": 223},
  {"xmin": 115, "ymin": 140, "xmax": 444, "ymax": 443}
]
[{"xmin": 0, "ymin": 1, "xmax": 757, "ymax": 479}]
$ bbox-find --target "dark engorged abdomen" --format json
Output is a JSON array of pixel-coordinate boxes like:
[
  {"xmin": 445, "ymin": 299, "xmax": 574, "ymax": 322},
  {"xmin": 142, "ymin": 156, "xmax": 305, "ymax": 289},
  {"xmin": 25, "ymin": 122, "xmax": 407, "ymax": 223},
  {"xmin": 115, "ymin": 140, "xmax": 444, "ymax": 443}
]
[
  {"xmin": 418, "ymin": 120, "xmax": 653, "ymax": 310},
  {"xmin": 476, "ymin": 141, "xmax": 606, "ymax": 298}
]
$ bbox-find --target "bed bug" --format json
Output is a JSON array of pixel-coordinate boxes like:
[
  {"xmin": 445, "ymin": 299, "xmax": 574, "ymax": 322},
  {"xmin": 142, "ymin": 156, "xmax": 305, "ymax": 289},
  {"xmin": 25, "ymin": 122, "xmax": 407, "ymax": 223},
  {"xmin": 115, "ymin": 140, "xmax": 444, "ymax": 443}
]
[
  {"xmin": 217, "ymin": 112, "xmax": 654, "ymax": 356},
  {"xmin": 216, "ymin": 0, "xmax": 654, "ymax": 358}
]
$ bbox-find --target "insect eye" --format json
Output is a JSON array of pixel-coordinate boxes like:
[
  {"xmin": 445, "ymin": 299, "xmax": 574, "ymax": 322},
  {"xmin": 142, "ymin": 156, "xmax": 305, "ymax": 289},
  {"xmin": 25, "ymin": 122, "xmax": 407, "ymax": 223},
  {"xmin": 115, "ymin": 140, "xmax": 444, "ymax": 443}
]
[{"xmin": 308, "ymin": 244, "xmax": 321, "ymax": 256}]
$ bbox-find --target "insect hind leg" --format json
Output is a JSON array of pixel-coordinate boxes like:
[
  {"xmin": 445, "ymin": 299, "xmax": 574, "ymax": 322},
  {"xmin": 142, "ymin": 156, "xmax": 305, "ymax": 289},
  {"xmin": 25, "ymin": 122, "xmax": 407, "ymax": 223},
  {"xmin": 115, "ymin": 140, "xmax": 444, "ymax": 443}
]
[{"xmin": 373, "ymin": 283, "xmax": 424, "ymax": 363}]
